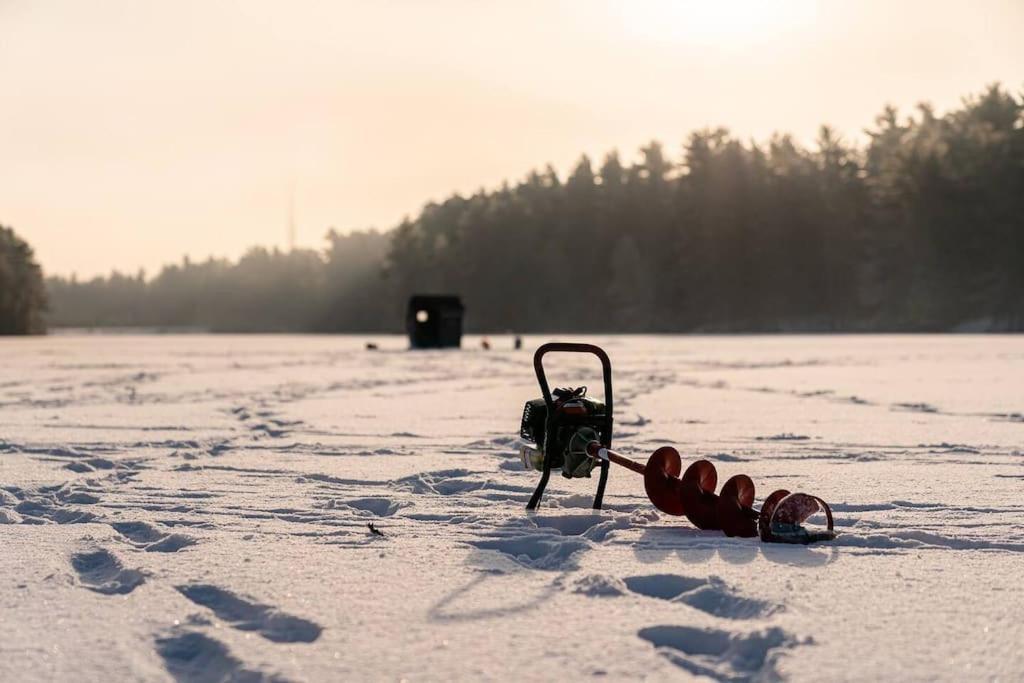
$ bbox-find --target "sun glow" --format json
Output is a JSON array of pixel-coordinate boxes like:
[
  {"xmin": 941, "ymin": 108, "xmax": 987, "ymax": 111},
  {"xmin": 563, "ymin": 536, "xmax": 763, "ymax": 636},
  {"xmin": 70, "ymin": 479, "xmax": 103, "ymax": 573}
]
[{"xmin": 613, "ymin": 0, "xmax": 818, "ymax": 48}]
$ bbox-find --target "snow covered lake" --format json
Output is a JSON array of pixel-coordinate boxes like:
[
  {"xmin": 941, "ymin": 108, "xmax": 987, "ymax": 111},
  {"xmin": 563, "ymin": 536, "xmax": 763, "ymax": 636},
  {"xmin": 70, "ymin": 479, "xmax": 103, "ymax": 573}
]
[{"xmin": 1, "ymin": 334, "xmax": 1022, "ymax": 681}]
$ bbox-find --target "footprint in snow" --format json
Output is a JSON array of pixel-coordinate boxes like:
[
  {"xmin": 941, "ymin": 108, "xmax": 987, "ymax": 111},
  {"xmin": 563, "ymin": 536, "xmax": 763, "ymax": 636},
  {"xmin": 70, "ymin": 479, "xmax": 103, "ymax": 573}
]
[
  {"xmin": 71, "ymin": 548, "xmax": 146, "ymax": 595},
  {"xmin": 566, "ymin": 573, "xmax": 781, "ymax": 621},
  {"xmin": 4, "ymin": 482, "xmax": 105, "ymax": 524},
  {"xmin": 530, "ymin": 514, "xmax": 631, "ymax": 542},
  {"xmin": 470, "ymin": 535, "xmax": 591, "ymax": 571},
  {"xmin": 567, "ymin": 574, "xmax": 628, "ymax": 597},
  {"xmin": 892, "ymin": 402, "xmax": 939, "ymax": 413},
  {"xmin": 14, "ymin": 497, "xmax": 98, "ymax": 525},
  {"xmin": 638, "ymin": 624, "xmax": 805, "ymax": 682},
  {"xmin": 391, "ymin": 469, "xmax": 483, "ymax": 495},
  {"xmin": 624, "ymin": 574, "xmax": 781, "ymax": 620},
  {"xmin": 229, "ymin": 404, "xmax": 294, "ymax": 439},
  {"xmin": 327, "ymin": 497, "xmax": 405, "ymax": 517},
  {"xmin": 155, "ymin": 630, "xmax": 286, "ymax": 683},
  {"xmin": 64, "ymin": 457, "xmax": 118, "ymax": 473},
  {"xmin": 467, "ymin": 513, "xmax": 633, "ymax": 572},
  {"xmin": 111, "ymin": 521, "xmax": 198, "ymax": 552},
  {"xmin": 176, "ymin": 584, "xmax": 323, "ymax": 643}
]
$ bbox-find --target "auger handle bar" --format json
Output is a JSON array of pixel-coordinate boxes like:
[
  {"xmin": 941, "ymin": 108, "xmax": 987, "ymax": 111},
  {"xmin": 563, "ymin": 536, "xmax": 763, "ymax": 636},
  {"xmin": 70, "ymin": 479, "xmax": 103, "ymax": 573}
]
[{"xmin": 527, "ymin": 342, "xmax": 614, "ymax": 511}]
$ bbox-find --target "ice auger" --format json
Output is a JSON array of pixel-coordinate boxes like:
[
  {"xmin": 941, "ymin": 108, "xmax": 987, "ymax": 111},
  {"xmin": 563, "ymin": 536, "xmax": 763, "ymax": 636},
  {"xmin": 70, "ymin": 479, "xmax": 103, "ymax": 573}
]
[{"xmin": 517, "ymin": 342, "xmax": 835, "ymax": 543}]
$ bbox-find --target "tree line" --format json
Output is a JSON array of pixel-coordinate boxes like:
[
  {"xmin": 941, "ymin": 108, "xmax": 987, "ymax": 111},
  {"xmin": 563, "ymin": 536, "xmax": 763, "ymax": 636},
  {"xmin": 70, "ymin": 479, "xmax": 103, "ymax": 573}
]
[
  {"xmin": 43, "ymin": 83, "xmax": 1024, "ymax": 333},
  {"xmin": 0, "ymin": 225, "xmax": 48, "ymax": 334}
]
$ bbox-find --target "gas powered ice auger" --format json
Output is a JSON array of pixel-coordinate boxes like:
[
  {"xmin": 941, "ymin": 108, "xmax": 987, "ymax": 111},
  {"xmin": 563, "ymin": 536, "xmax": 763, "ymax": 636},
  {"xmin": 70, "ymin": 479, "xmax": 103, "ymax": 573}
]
[
  {"xmin": 519, "ymin": 343, "xmax": 614, "ymax": 510},
  {"xmin": 518, "ymin": 342, "xmax": 836, "ymax": 543}
]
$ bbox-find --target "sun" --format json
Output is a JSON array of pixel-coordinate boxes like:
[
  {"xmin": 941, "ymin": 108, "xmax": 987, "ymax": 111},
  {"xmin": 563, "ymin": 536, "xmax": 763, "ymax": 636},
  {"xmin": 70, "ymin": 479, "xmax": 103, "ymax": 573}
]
[{"xmin": 612, "ymin": 0, "xmax": 818, "ymax": 48}]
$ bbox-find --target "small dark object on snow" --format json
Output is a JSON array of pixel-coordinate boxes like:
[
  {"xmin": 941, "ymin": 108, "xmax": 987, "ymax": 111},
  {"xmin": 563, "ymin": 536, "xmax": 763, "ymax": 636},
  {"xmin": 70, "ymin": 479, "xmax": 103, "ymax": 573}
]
[
  {"xmin": 365, "ymin": 342, "xmax": 378, "ymax": 350},
  {"xmin": 367, "ymin": 523, "xmax": 385, "ymax": 537},
  {"xmin": 514, "ymin": 335, "xmax": 523, "ymax": 350},
  {"xmin": 481, "ymin": 337, "xmax": 491, "ymax": 350}
]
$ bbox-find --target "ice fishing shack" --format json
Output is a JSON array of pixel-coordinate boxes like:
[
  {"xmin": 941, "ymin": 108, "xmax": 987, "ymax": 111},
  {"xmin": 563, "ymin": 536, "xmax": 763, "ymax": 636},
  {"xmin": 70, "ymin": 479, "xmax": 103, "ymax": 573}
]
[{"xmin": 406, "ymin": 295, "xmax": 464, "ymax": 349}]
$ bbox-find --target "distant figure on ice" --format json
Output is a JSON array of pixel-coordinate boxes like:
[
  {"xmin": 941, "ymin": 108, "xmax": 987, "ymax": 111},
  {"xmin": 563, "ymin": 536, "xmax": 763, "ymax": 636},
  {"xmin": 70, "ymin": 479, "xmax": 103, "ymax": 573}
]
[
  {"xmin": 481, "ymin": 337, "xmax": 491, "ymax": 350},
  {"xmin": 514, "ymin": 335, "xmax": 523, "ymax": 350}
]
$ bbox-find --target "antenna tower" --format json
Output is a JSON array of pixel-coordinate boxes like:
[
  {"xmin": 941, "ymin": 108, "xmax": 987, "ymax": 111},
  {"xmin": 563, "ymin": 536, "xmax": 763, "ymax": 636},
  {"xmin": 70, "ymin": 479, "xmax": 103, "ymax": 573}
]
[{"xmin": 287, "ymin": 187, "xmax": 296, "ymax": 251}]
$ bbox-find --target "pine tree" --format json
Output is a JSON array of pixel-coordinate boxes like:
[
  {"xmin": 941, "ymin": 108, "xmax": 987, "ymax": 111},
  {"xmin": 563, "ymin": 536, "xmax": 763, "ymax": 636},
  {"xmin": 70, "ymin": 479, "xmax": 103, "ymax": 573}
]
[{"xmin": 0, "ymin": 225, "xmax": 48, "ymax": 334}]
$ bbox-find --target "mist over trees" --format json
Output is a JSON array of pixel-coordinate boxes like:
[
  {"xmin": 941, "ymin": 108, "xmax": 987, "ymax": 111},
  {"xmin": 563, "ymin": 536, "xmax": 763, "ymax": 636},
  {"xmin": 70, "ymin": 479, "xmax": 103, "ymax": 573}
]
[
  {"xmin": 0, "ymin": 225, "xmax": 48, "ymax": 335},
  {"xmin": 47, "ymin": 230, "xmax": 395, "ymax": 332},
  {"xmin": 46, "ymin": 84, "xmax": 1024, "ymax": 333}
]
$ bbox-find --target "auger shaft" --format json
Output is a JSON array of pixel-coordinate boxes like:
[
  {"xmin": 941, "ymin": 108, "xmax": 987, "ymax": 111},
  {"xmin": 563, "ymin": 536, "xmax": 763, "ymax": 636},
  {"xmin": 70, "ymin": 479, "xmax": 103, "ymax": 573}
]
[{"xmin": 585, "ymin": 441, "xmax": 645, "ymax": 475}]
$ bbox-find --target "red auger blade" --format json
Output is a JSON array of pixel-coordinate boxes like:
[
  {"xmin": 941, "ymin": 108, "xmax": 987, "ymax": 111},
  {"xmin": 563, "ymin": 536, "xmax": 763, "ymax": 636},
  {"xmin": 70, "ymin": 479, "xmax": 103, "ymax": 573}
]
[
  {"xmin": 680, "ymin": 459, "xmax": 721, "ymax": 530},
  {"xmin": 643, "ymin": 446, "xmax": 686, "ymax": 516},
  {"xmin": 717, "ymin": 474, "xmax": 759, "ymax": 537},
  {"xmin": 585, "ymin": 441, "xmax": 687, "ymax": 516},
  {"xmin": 758, "ymin": 489, "xmax": 791, "ymax": 541}
]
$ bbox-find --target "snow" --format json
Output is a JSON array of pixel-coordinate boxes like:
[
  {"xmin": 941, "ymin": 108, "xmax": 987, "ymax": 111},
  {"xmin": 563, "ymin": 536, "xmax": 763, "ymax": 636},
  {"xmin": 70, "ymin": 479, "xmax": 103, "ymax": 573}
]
[{"xmin": 0, "ymin": 334, "xmax": 1022, "ymax": 681}]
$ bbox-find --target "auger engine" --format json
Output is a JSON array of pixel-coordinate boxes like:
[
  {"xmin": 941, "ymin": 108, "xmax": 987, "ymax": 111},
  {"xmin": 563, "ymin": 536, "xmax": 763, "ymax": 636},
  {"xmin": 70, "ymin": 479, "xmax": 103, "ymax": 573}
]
[{"xmin": 518, "ymin": 343, "xmax": 614, "ymax": 510}]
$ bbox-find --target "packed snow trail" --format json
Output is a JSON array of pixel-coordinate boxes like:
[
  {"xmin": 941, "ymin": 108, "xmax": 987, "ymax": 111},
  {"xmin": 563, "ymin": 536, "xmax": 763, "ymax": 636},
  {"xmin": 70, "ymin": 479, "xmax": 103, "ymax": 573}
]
[{"xmin": 1, "ymin": 334, "xmax": 1022, "ymax": 681}]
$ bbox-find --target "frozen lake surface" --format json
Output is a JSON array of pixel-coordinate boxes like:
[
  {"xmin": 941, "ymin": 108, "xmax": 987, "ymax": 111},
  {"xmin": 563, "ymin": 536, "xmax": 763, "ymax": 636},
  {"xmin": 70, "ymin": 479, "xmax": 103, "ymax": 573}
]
[{"xmin": 1, "ymin": 334, "xmax": 1022, "ymax": 681}]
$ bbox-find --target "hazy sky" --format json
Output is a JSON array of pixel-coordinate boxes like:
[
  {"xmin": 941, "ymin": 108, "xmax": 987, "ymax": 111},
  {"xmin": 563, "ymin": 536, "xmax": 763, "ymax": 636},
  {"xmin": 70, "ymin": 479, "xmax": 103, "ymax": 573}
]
[{"xmin": 3, "ymin": 0, "xmax": 1022, "ymax": 278}]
